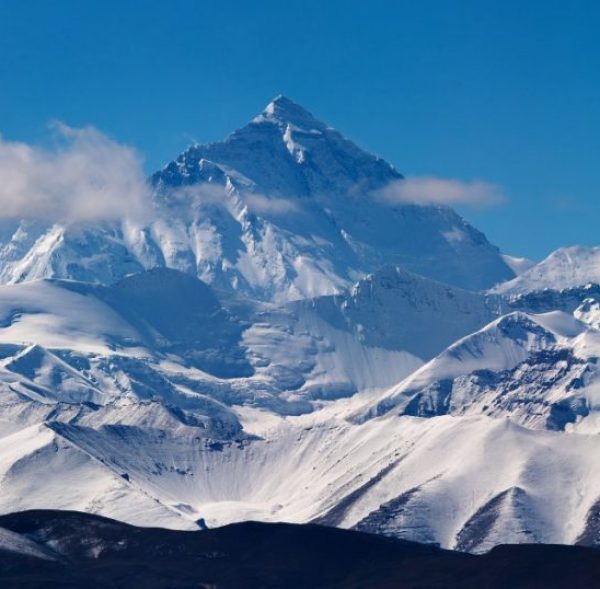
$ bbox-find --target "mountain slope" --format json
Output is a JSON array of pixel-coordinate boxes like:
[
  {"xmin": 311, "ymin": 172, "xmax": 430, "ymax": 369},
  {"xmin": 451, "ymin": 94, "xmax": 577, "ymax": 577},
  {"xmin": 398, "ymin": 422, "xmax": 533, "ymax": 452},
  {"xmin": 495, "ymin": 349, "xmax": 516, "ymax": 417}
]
[
  {"xmin": 3, "ymin": 410, "xmax": 600, "ymax": 555},
  {"xmin": 297, "ymin": 265, "xmax": 502, "ymax": 359},
  {"xmin": 353, "ymin": 303, "xmax": 600, "ymax": 431}
]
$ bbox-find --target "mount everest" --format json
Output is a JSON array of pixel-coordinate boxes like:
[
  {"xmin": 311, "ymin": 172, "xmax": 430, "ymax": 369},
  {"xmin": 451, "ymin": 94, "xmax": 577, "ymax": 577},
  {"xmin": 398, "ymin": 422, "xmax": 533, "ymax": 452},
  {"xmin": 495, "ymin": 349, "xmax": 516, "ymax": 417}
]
[
  {"xmin": 0, "ymin": 96, "xmax": 599, "ymax": 556},
  {"xmin": 0, "ymin": 96, "xmax": 513, "ymax": 299}
]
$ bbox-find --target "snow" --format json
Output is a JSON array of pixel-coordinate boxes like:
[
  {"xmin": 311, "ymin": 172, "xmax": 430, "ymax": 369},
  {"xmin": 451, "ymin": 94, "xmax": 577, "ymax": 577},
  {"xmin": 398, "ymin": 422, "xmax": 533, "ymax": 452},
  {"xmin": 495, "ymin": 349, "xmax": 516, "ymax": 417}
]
[
  {"xmin": 531, "ymin": 309, "xmax": 586, "ymax": 338},
  {"xmin": 501, "ymin": 253, "xmax": 535, "ymax": 276},
  {"xmin": 0, "ymin": 266, "xmax": 598, "ymax": 552},
  {"xmin": 0, "ymin": 423, "xmax": 197, "ymax": 530},
  {"xmin": 0, "ymin": 280, "xmax": 141, "ymax": 354},
  {"xmin": 0, "ymin": 526, "xmax": 57, "ymax": 560},
  {"xmin": 2, "ymin": 410, "xmax": 600, "ymax": 554},
  {"xmin": 574, "ymin": 298, "xmax": 600, "ymax": 329},
  {"xmin": 0, "ymin": 265, "xmax": 496, "ymax": 419},
  {"xmin": 495, "ymin": 246, "xmax": 600, "ymax": 295}
]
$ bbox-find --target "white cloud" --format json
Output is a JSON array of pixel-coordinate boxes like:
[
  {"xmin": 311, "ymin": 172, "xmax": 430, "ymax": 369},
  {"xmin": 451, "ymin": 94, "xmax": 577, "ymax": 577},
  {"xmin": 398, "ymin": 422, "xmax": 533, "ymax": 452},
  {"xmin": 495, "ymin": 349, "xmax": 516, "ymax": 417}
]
[
  {"xmin": 245, "ymin": 193, "xmax": 300, "ymax": 215},
  {"xmin": 165, "ymin": 184, "xmax": 300, "ymax": 217},
  {"xmin": 166, "ymin": 183, "xmax": 228, "ymax": 209},
  {"xmin": 0, "ymin": 124, "xmax": 151, "ymax": 222},
  {"xmin": 375, "ymin": 176, "xmax": 505, "ymax": 207}
]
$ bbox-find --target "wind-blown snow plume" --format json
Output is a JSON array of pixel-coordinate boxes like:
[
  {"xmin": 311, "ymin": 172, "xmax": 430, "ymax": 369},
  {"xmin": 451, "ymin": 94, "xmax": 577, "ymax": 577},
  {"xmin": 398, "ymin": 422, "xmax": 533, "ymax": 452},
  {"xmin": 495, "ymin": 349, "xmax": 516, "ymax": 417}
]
[
  {"xmin": 0, "ymin": 123, "xmax": 150, "ymax": 222},
  {"xmin": 376, "ymin": 176, "xmax": 505, "ymax": 207}
]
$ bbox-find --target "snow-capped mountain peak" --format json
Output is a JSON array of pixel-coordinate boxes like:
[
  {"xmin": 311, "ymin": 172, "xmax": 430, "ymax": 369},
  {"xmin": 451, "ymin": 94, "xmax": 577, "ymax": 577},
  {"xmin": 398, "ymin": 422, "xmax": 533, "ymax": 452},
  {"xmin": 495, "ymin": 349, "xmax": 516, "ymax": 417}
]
[
  {"xmin": 254, "ymin": 94, "xmax": 328, "ymax": 132},
  {"xmin": 494, "ymin": 246, "xmax": 600, "ymax": 295},
  {"xmin": 144, "ymin": 98, "xmax": 515, "ymax": 297},
  {"xmin": 0, "ymin": 97, "xmax": 515, "ymax": 299}
]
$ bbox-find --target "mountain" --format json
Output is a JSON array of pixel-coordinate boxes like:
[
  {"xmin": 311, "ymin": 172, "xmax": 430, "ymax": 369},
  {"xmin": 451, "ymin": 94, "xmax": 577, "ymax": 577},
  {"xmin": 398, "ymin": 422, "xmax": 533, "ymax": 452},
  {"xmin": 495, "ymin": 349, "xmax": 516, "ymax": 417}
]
[
  {"xmin": 298, "ymin": 265, "xmax": 502, "ymax": 360},
  {"xmin": 1, "ymin": 268, "xmax": 600, "ymax": 552},
  {"xmin": 0, "ymin": 261, "xmax": 506, "ymax": 428},
  {"xmin": 495, "ymin": 246, "xmax": 600, "ymax": 295},
  {"xmin": 3, "ymin": 511, "xmax": 600, "ymax": 589},
  {"xmin": 6, "ymin": 388, "xmax": 600, "ymax": 553},
  {"xmin": 0, "ymin": 96, "xmax": 514, "ymax": 301},
  {"xmin": 150, "ymin": 95, "xmax": 514, "ymax": 298},
  {"xmin": 508, "ymin": 283, "xmax": 600, "ymax": 314},
  {"xmin": 0, "ymin": 268, "xmax": 424, "ymax": 424},
  {"xmin": 1, "ymin": 97, "xmax": 600, "ymax": 559},
  {"xmin": 354, "ymin": 309, "xmax": 593, "ymax": 431},
  {"xmin": 0, "ymin": 264, "xmax": 501, "ymax": 433}
]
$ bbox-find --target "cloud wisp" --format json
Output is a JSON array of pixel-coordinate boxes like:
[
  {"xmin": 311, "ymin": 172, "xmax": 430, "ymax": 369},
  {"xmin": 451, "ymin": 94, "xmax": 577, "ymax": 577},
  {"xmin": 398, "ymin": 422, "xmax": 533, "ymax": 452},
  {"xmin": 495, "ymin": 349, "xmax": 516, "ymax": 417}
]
[
  {"xmin": 245, "ymin": 193, "xmax": 300, "ymax": 215},
  {"xmin": 166, "ymin": 183, "xmax": 300, "ymax": 217},
  {"xmin": 0, "ymin": 124, "xmax": 151, "ymax": 223},
  {"xmin": 375, "ymin": 176, "xmax": 505, "ymax": 207}
]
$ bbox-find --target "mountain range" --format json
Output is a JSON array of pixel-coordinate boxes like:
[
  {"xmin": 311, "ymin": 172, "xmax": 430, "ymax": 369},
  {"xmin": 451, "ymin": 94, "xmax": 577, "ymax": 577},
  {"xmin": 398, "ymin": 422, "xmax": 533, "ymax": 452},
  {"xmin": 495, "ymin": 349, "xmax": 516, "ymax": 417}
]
[{"xmin": 0, "ymin": 97, "xmax": 600, "ymax": 558}]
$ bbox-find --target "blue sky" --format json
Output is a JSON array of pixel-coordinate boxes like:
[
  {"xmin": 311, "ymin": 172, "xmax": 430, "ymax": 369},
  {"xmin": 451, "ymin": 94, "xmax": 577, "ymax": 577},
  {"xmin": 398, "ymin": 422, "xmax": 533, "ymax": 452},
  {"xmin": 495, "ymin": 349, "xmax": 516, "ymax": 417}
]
[{"xmin": 0, "ymin": 0, "xmax": 599, "ymax": 260}]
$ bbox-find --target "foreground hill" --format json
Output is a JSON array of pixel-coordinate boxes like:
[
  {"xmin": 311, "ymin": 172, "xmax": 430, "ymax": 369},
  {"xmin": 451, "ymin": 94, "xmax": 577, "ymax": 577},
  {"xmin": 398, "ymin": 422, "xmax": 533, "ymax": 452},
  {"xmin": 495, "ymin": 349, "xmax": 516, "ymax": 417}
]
[{"xmin": 0, "ymin": 510, "xmax": 599, "ymax": 589}]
